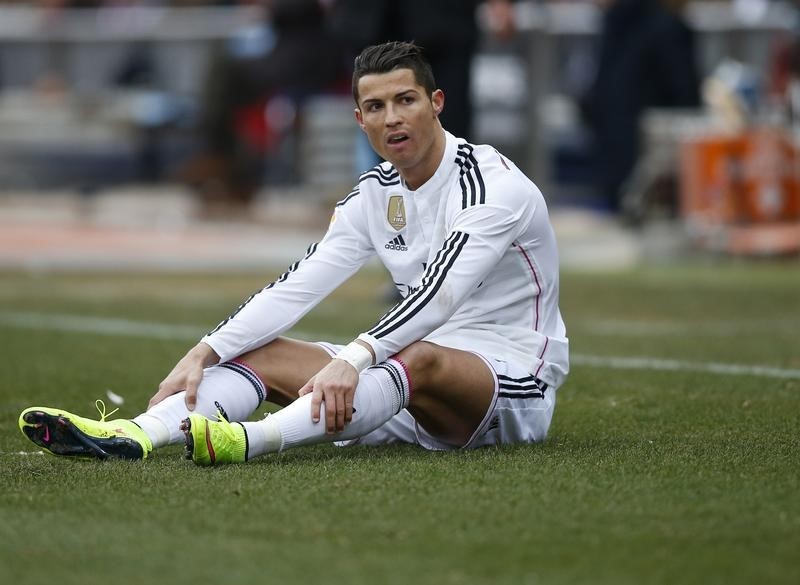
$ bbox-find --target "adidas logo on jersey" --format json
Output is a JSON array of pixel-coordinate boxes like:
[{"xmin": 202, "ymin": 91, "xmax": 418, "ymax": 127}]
[{"xmin": 384, "ymin": 234, "xmax": 408, "ymax": 251}]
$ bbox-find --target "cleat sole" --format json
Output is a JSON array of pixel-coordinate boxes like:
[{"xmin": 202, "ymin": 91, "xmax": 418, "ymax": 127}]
[
  {"xmin": 180, "ymin": 417, "xmax": 195, "ymax": 461},
  {"xmin": 21, "ymin": 411, "xmax": 92, "ymax": 458},
  {"xmin": 20, "ymin": 410, "xmax": 142, "ymax": 460}
]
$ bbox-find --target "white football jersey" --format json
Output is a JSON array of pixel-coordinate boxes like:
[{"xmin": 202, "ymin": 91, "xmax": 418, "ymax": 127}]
[{"xmin": 203, "ymin": 131, "xmax": 569, "ymax": 388}]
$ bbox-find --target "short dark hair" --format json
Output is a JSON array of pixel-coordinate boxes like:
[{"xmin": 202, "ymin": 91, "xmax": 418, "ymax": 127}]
[{"xmin": 352, "ymin": 41, "xmax": 437, "ymax": 106}]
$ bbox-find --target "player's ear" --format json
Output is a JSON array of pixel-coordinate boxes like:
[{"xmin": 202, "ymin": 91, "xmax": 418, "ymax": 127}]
[
  {"xmin": 431, "ymin": 89, "xmax": 444, "ymax": 116},
  {"xmin": 354, "ymin": 108, "xmax": 366, "ymax": 130}
]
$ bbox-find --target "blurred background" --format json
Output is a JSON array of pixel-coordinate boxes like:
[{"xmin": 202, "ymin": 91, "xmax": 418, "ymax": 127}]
[{"xmin": 0, "ymin": 0, "xmax": 798, "ymax": 269}]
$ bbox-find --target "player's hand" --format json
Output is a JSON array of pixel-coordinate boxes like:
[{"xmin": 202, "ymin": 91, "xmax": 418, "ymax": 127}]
[
  {"xmin": 148, "ymin": 342, "xmax": 220, "ymax": 411},
  {"xmin": 298, "ymin": 359, "xmax": 359, "ymax": 434}
]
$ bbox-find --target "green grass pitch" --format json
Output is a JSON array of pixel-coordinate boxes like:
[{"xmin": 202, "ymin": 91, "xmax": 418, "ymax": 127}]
[{"xmin": 0, "ymin": 264, "xmax": 798, "ymax": 585}]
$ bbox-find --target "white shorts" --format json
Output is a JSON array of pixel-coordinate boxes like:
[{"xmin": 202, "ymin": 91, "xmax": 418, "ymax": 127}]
[{"xmin": 316, "ymin": 342, "xmax": 557, "ymax": 451}]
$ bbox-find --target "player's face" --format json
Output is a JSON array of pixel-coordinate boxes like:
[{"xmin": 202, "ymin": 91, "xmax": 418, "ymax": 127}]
[{"xmin": 355, "ymin": 68, "xmax": 445, "ymax": 190}]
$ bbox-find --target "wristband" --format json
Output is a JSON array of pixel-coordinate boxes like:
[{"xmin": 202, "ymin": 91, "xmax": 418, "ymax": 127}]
[{"xmin": 334, "ymin": 341, "xmax": 374, "ymax": 372}]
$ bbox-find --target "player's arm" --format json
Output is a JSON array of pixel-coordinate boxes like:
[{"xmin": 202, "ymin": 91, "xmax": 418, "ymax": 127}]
[
  {"xmin": 297, "ymin": 338, "xmax": 375, "ymax": 433},
  {"xmin": 149, "ymin": 196, "xmax": 373, "ymax": 410},
  {"xmin": 201, "ymin": 199, "xmax": 373, "ymax": 363}
]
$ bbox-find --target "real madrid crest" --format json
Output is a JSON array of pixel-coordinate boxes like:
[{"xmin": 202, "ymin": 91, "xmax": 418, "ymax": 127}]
[{"xmin": 387, "ymin": 195, "xmax": 406, "ymax": 231}]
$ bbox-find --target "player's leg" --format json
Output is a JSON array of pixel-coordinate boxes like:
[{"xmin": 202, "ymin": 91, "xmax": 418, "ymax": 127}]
[
  {"xmin": 332, "ymin": 342, "xmax": 556, "ymax": 450},
  {"xmin": 184, "ymin": 340, "xmax": 497, "ymax": 464},
  {"xmin": 395, "ymin": 341, "xmax": 495, "ymax": 447},
  {"xmin": 246, "ymin": 339, "xmax": 496, "ymax": 448},
  {"xmin": 235, "ymin": 337, "xmax": 333, "ymax": 406},
  {"xmin": 256, "ymin": 340, "xmax": 422, "ymax": 444},
  {"xmin": 18, "ymin": 337, "xmax": 329, "ymax": 460},
  {"xmin": 133, "ymin": 337, "xmax": 330, "ymax": 448},
  {"xmin": 185, "ymin": 353, "xmax": 415, "ymax": 464},
  {"xmin": 338, "ymin": 342, "xmax": 497, "ymax": 449},
  {"xmin": 18, "ymin": 363, "xmax": 269, "ymax": 460}
]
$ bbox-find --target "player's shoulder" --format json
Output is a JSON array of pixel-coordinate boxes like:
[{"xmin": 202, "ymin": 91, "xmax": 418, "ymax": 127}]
[
  {"xmin": 336, "ymin": 162, "xmax": 400, "ymax": 208},
  {"xmin": 456, "ymin": 140, "xmax": 516, "ymax": 174},
  {"xmin": 358, "ymin": 162, "xmax": 400, "ymax": 188},
  {"xmin": 453, "ymin": 140, "xmax": 538, "ymax": 207}
]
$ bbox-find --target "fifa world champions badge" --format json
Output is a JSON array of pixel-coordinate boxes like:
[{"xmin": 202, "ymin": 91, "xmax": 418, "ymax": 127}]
[{"xmin": 387, "ymin": 195, "xmax": 406, "ymax": 231}]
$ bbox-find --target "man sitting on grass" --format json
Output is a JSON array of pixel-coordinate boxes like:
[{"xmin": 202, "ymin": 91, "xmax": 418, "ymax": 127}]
[{"xmin": 19, "ymin": 41, "xmax": 569, "ymax": 464}]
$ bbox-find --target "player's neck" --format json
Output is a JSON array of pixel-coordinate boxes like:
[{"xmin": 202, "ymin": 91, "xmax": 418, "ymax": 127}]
[{"xmin": 400, "ymin": 127, "xmax": 446, "ymax": 191}]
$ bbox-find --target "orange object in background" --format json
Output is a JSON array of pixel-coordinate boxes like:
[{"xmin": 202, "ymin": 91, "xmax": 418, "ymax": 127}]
[{"xmin": 680, "ymin": 128, "xmax": 800, "ymax": 254}]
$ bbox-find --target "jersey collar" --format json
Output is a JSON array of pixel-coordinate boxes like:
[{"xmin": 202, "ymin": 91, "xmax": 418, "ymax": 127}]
[{"xmin": 401, "ymin": 130, "xmax": 460, "ymax": 196}]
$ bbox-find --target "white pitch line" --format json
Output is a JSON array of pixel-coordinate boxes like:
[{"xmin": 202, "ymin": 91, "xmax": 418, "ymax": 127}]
[
  {"xmin": 2, "ymin": 311, "xmax": 799, "ymax": 380},
  {"xmin": 0, "ymin": 311, "xmax": 335, "ymax": 343},
  {"xmin": 0, "ymin": 311, "xmax": 206, "ymax": 341},
  {"xmin": 571, "ymin": 354, "xmax": 800, "ymax": 380}
]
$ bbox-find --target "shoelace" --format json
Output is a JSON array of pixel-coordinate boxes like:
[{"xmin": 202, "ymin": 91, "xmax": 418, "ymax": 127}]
[
  {"xmin": 94, "ymin": 399, "xmax": 119, "ymax": 422},
  {"xmin": 214, "ymin": 409, "xmax": 234, "ymax": 430},
  {"xmin": 211, "ymin": 409, "xmax": 241, "ymax": 445}
]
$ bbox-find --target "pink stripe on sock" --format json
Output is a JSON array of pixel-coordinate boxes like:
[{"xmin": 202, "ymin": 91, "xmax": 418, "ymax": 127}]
[
  {"xmin": 231, "ymin": 359, "xmax": 270, "ymax": 396},
  {"xmin": 390, "ymin": 357, "xmax": 413, "ymax": 403}
]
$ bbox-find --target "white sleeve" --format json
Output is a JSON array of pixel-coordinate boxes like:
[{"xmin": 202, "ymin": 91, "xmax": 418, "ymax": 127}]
[
  {"xmin": 201, "ymin": 198, "xmax": 374, "ymax": 362},
  {"xmin": 359, "ymin": 178, "xmax": 536, "ymax": 364}
]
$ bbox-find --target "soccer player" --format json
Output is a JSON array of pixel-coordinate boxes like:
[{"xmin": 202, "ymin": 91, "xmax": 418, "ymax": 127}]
[{"xmin": 19, "ymin": 41, "xmax": 569, "ymax": 465}]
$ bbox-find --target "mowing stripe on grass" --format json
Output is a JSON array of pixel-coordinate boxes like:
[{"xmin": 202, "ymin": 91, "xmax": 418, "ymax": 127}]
[
  {"xmin": 583, "ymin": 318, "xmax": 800, "ymax": 336},
  {"xmin": 3, "ymin": 311, "xmax": 800, "ymax": 380}
]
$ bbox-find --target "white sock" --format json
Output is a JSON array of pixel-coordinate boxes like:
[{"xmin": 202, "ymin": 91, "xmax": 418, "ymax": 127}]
[
  {"xmin": 243, "ymin": 358, "xmax": 411, "ymax": 458},
  {"xmin": 134, "ymin": 360, "xmax": 266, "ymax": 448}
]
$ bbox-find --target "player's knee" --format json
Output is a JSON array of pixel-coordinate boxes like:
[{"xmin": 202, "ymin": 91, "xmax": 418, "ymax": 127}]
[{"xmin": 395, "ymin": 342, "xmax": 443, "ymax": 387}]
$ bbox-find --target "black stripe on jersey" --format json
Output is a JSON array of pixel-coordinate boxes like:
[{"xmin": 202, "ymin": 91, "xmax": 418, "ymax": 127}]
[
  {"xmin": 397, "ymin": 234, "xmax": 406, "ymax": 246},
  {"xmin": 368, "ymin": 231, "xmax": 465, "ymax": 337},
  {"xmin": 455, "ymin": 144, "xmax": 475, "ymax": 170},
  {"xmin": 339, "ymin": 164, "xmax": 399, "ymax": 205},
  {"xmin": 207, "ymin": 242, "xmax": 319, "ymax": 335},
  {"xmin": 455, "ymin": 143, "xmax": 486, "ymax": 208},
  {"xmin": 371, "ymin": 164, "xmax": 399, "ymax": 179},
  {"xmin": 473, "ymin": 154, "xmax": 486, "ymax": 204},
  {"xmin": 455, "ymin": 143, "xmax": 472, "ymax": 160},
  {"xmin": 272, "ymin": 242, "xmax": 318, "ymax": 286},
  {"xmin": 361, "ymin": 174, "xmax": 400, "ymax": 187},
  {"xmin": 368, "ymin": 231, "xmax": 470, "ymax": 339},
  {"xmin": 359, "ymin": 165, "xmax": 400, "ymax": 186},
  {"xmin": 460, "ymin": 169, "xmax": 478, "ymax": 208},
  {"xmin": 370, "ymin": 230, "xmax": 470, "ymax": 337},
  {"xmin": 371, "ymin": 362, "xmax": 406, "ymax": 412},
  {"xmin": 336, "ymin": 187, "xmax": 360, "ymax": 207}
]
